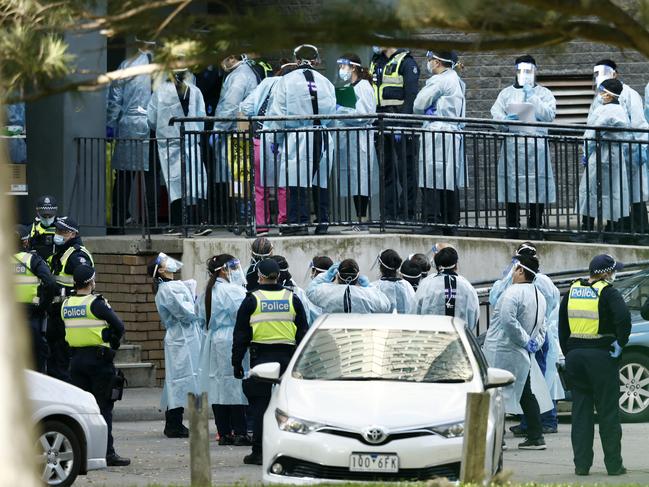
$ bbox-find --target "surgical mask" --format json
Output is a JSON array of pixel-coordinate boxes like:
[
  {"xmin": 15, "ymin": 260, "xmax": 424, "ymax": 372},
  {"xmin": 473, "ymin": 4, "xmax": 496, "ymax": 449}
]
[
  {"xmin": 53, "ymin": 235, "xmax": 65, "ymax": 246},
  {"xmin": 229, "ymin": 269, "xmax": 246, "ymax": 287},
  {"xmin": 372, "ymin": 46, "xmax": 382, "ymax": 55},
  {"xmin": 40, "ymin": 216, "xmax": 55, "ymax": 227},
  {"xmin": 597, "ymin": 94, "xmax": 605, "ymax": 104},
  {"xmin": 593, "ymin": 64, "xmax": 615, "ymax": 89},
  {"xmin": 426, "ymin": 60, "xmax": 434, "ymax": 74},
  {"xmin": 155, "ymin": 252, "xmax": 183, "ymax": 275},
  {"xmin": 606, "ymin": 271, "xmax": 617, "ymax": 284},
  {"xmin": 516, "ymin": 62, "xmax": 536, "ymax": 87},
  {"xmin": 339, "ymin": 68, "xmax": 352, "ymax": 82}
]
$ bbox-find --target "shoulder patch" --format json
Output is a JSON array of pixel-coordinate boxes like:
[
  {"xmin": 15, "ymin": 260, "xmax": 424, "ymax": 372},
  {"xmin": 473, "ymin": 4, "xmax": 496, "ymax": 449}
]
[
  {"xmin": 413, "ymin": 66, "xmax": 419, "ymax": 74},
  {"xmin": 78, "ymin": 257, "xmax": 87, "ymax": 264}
]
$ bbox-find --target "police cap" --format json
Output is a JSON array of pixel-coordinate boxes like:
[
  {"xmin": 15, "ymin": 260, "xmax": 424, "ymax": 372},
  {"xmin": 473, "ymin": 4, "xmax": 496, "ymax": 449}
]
[
  {"xmin": 54, "ymin": 217, "xmax": 79, "ymax": 233},
  {"xmin": 73, "ymin": 265, "xmax": 95, "ymax": 286},
  {"xmin": 257, "ymin": 258, "xmax": 280, "ymax": 279},
  {"xmin": 36, "ymin": 195, "xmax": 58, "ymax": 216},
  {"xmin": 589, "ymin": 254, "xmax": 623, "ymax": 275}
]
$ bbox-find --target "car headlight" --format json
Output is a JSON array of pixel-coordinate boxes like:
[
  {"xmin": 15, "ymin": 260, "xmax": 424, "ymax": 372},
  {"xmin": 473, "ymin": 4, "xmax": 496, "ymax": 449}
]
[
  {"xmin": 275, "ymin": 408, "xmax": 323, "ymax": 435},
  {"xmin": 430, "ymin": 421, "xmax": 464, "ymax": 438}
]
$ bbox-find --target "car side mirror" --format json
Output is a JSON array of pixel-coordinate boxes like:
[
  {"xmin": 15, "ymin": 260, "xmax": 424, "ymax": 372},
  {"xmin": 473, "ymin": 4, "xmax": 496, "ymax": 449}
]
[
  {"xmin": 485, "ymin": 367, "xmax": 515, "ymax": 390},
  {"xmin": 249, "ymin": 362, "xmax": 281, "ymax": 384}
]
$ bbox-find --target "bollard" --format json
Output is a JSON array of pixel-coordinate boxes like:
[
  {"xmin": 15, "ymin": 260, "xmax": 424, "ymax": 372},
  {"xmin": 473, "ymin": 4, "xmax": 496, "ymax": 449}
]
[
  {"xmin": 460, "ymin": 391, "xmax": 490, "ymax": 483},
  {"xmin": 188, "ymin": 392, "xmax": 212, "ymax": 487}
]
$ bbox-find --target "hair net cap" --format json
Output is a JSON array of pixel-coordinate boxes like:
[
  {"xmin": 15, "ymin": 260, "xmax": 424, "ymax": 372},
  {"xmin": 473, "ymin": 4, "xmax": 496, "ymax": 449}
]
[
  {"xmin": 434, "ymin": 247, "xmax": 458, "ymax": 269},
  {"xmin": 600, "ymin": 78, "xmax": 623, "ymax": 96}
]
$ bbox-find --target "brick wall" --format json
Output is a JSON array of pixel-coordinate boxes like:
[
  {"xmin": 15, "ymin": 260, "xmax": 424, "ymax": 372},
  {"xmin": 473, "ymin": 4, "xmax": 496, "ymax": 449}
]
[{"xmin": 93, "ymin": 254, "xmax": 166, "ymax": 385}]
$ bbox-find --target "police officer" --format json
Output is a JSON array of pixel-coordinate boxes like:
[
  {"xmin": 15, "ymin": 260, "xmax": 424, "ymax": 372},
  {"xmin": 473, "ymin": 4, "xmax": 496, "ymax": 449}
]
[
  {"xmin": 232, "ymin": 258, "xmax": 309, "ymax": 465},
  {"xmin": 62, "ymin": 265, "xmax": 130, "ymax": 467},
  {"xmin": 558, "ymin": 254, "xmax": 630, "ymax": 476},
  {"xmin": 28, "ymin": 195, "xmax": 59, "ymax": 260},
  {"xmin": 14, "ymin": 225, "xmax": 57, "ymax": 372},
  {"xmin": 370, "ymin": 46, "xmax": 420, "ymax": 220},
  {"xmin": 48, "ymin": 217, "xmax": 94, "ymax": 381}
]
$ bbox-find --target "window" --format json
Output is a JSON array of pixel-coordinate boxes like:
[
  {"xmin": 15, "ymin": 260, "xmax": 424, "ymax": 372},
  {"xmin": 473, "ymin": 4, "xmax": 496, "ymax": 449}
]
[{"xmin": 537, "ymin": 75, "xmax": 594, "ymax": 124}]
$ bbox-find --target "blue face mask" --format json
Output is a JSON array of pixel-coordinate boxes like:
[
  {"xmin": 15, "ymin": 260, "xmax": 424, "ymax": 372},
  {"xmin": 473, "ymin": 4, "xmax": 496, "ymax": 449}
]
[
  {"xmin": 339, "ymin": 68, "xmax": 352, "ymax": 82},
  {"xmin": 53, "ymin": 235, "xmax": 65, "ymax": 246},
  {"xmin": 40, "ymin": 216, "xmax": 55, "ymax": 227},
  {"xmin": 372, "ymin": 46, "xmax": 382, "ymax": 55}
]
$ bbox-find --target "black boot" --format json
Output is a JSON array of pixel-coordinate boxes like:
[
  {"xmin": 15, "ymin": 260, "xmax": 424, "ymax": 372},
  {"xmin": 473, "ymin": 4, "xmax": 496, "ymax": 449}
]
[
  {"xmin": 164, "ymin": 408, "xmax": 189, "ymax": 438},
  {"xmin": 243, "ymin": 451, "xmax": 263, "ymax": 465},
  {"xmin": 106, "ymin": 452, "xmax": 131, "ymax": 467}
]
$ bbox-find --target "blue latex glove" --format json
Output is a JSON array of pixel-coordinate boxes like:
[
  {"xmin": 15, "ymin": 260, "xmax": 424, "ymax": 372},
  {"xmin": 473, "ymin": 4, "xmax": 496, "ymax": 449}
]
[
  {"xmin": 106, "ymin": 126, "xmax": 114, "ymax": 140},
  {"xmin": 610, "ymin": 340, "xmax": 623, "ymax": 358},
  {"xmin": 523, "ymin": 84, "xmax": 534, "ymax": 100},
  {"xmin": 505, "ymin": 114, "xmax": 520, "ymax": 121},
  {"xmin": 581, "ymin": 155, "xmax": 588, "ymax": 166},
  {"xmin": 335, "ymin": 104, "xmax": 342, "ymax": 110},
  {"xmin": 324, "ymin": 263, "xmax": 339, "ymax": 282},
  {"xmin": 358, "ymin": 275, "xmax": 370, "ymax": 287},
  {"xmin": 209, "ymin": 133, "xmax": 219, "ymax": 148},
  {"xmin": 394, "ymin": 134, "xmax": 402, "ymax": 143},
  {"xmin": 424, "ymin": 106, "xmax": 436, "ymax": 116},
  {"xmin": 269, "ymin": 143, "xmax": 279, "ymax": 155},
  {"xmin": 525, "ymin": 338, "xmax": 539, "ymax": 354}
]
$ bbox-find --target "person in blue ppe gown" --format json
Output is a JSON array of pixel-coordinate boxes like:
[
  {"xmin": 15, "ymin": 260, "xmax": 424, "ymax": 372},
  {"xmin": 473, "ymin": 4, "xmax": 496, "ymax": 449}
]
[
  {"xmin": 371, "ymin": 249, "xmax": 415, "ymax": 314},
  {"xmin": 309, "ymin": 255, "xmax": 334, "ymax": 280},
  {"xmin": 591, "ymin": 59, "xmax": 649, "ymax": 232},
  {"xmin": 491, "ymin": 55, "xmax": 557, "ymax": 235},
  {"xmin": 490, "ymin": 242, "xmax": 563, "ymax": 436},
  {"xmin": 5, "ymin": 103, "xmax": 26, "ymax": 163},
  {"xmin": 197, "ymin": 254, "xmax": 250, "ymax": 446},
  {"xmin": 483, "ymin": 253, "xmax": 552, "ymax": 450},
  {"xmin": 335, "ymin": 53, "xmax": 377, "ymax": 234},
  {"xmin": 271, "ymin": 255, "xmax": 322, "ymax": 326},
  {"xmin": 578, "ymin": 78, "xmax": 630, "ymax": 231},
  {"xmin": 106, "ymin": 38, "xmax": 155, "ymax": 226},
  {"xmin": 411, "ymin": 246, "xmax": 479, "ymax": 332},
  {"xmin": 307, "ymin": 258, "xmax": 391, "ymax": 314},
  {"xmin": 148, "ymin": 253, "xmax": 202, "ymax": 438},
  {"xmin": 266, "ymin": 44, "xmax": 337, "ymax": 235},
  {"xmin": 414, "ymin": 50, "xmax": 465, "ymax": 233}
]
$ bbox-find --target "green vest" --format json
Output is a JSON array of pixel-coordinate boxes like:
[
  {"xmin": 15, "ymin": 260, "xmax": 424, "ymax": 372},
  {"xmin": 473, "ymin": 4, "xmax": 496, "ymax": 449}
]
[
  {"xmin": 250, "ymin": 289, "xmax": 297, "ymax": 345},
  {"xmin": 61, "ymin": 294, "xmax": 109, "ymax": 348},
  {"xmin": 55, "ymin": 245, "xmax": 94, "ymax": 288},
  {"xmin": 13, "ymin": 252, "xmax": 39, "ymax": 305},
  {"xmin": 567, "ymin": 280, "xmax": 612, "ymax": 339},
  {"xmin": 371, "ymin": 51, "xmax": 408, "ymax": 107}
]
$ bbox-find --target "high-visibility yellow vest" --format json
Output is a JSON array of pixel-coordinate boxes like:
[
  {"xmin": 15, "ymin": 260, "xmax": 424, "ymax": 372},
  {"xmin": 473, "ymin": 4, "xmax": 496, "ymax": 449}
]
[
  {"xmin": 30, "ymin": 221, "xmax": 55, "ymax": 239},
  {"xmin": 567, "ymin": 280, "xmax": 612, "ymax": 339},
  {"xmin": 250, "ymin": 289, "xmax": 297, "ymax": 345},
  {"xmin": 370, "ymin": 51, "xmax": 409, "ymax": 107},
  {"xmin": 13, "ymin": 252, "xmax": 39, "ymax": 305},
  {"xmin": 257, "ymin": 61, "xmax": 273, "ymax": 79},
  {"xmin": 55, "ymin": 246, "xmax": 94, "ymax": 288},
  {"xmin": 61, "ymin": 294, "xmax": 109, "ymax": 348}
]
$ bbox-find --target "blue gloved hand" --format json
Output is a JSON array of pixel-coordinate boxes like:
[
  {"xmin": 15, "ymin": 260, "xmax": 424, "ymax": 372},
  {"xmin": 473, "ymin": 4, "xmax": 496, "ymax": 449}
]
[
  {"xmin": 269, "ymin": 142, "xmax": 279, "ymax": 155},
  {"xmin": 336, "ymin": 104, "xmax": 342, "ymax": 110},
  {"xmin": 523, "ymin": 84, "xmax": 534, "ymax": 99},
  {"xmin": 610, "ymin": 340, "xmax": 623, "ymax": 358},
  {"xmin": 358, "ymin": 275, "xmax": 370, "ymax": 287},
  {"xmin": 505, "ymin": 114, "xmax": 520, "ymax": 121},
  {"xmin": 581, "ymin": 155, "xmax": 588, "ymax": 166},
  {"xmin": 209, "ymin": 133, "xmax": 219, "ymax": 148},
  {"xmin": 525, "ymin": 338, "xmax": 539, "ymax": 353},
  {"xmin": 424, "ymin": 106, "xmax": 436, "ymax": 116},
  {"xmin": 394, "ymin": 133, "xmax": 402, "ymax": 143},
  {"xmin": 106, "ymin": 126, "xmax": 114, "ymax": 140},
  {"xmin": 324, "ymin": 263, "xmax": 339, "ymax": 282}
]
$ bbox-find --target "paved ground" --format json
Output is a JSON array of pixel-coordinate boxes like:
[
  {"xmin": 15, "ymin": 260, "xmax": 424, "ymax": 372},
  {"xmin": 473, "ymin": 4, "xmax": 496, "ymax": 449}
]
[{"xmin": 74, "ymin": 419, "xmax": 649, "ymax": 486}]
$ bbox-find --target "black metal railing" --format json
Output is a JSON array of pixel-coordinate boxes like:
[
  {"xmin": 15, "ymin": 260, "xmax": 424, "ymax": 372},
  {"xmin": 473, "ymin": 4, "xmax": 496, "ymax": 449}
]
[{"xmin": 72, "ymin": 113, "xmax": 649, "ymax": 241}]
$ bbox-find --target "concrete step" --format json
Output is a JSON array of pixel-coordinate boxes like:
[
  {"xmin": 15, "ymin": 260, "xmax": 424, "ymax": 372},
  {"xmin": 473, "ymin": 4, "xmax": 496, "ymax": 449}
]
[
  {"xmin": 115, "ymin": 344, "xmax": 142, "ymax": 364},
  {"xmin": 116, "ymin": 362, "xmax": 156, "ymax": 388}
]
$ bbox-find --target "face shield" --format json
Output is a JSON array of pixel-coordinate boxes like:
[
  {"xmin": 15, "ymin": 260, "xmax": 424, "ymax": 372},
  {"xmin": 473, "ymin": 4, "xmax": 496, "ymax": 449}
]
[
  {"xmin": 337, "ymin": 57, "xmax": 361, "ymax": 83},
  {"xmin": 426, "ymin": 51, "xmax": 455, "ymax": 74},
  {"xmin": 221, "ymin": 258, "xmax": 246, "ymax": 287},
  {"xmin": 593, "ymin": 64, "xmax": 615, "ymax": 90},
  {"xmin": 516, "ymin": 62, "xmax": 536, "ymax": 87},
  {"xmin": 155, "ymin": 252, "xmax": 183, "ymax": 275},
  {"xmin": 597, "ymin": 83, "xmax": 620, "ymax": 101}
]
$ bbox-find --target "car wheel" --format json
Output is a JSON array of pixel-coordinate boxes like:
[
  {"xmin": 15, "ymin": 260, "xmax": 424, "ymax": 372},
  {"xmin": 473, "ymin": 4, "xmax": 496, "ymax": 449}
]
[
  {"xmin": 619, "ymin": 352, "xmax": 649, "ymax": 423},
  {"xmin": 37, "ymin": 420, "xmax": 81, "ymax": 487}
]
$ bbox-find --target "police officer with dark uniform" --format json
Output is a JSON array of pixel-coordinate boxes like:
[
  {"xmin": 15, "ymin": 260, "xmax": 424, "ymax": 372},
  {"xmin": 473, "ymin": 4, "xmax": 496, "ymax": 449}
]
[
  {"xmin": 232, "ymin": 258, "xmax": 309, "ymax": 465},
  {"xmin": 558, "ymin": 254, "xmax": 630, "ymax": 476},
  {"xmin": 14, "ymin": 225, "xmax": 58, "ymax": 372},
  {"xmin": 48, "ymin": 217, "xmax": 94, "ymax": 382},
  {"xmin": 62, "ymin": 265, "xmax": 130, "ymax": 466},
  {"xmin": 370, "ymin": 46, "xmax": 420, "ymax": 220},
  {"xmin": 28, "ymin": 195, "xmax": 59, "ymax": 261}
]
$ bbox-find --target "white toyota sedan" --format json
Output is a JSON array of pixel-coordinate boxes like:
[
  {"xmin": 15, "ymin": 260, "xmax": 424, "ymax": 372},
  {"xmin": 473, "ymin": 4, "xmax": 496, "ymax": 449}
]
[
  {"xmin": 27, "ymin": 370, "xmax": 108, "ymax": 487},
  {"xmin": 253, "ymin": 314, "xmax": 514, "ymax": 484}
]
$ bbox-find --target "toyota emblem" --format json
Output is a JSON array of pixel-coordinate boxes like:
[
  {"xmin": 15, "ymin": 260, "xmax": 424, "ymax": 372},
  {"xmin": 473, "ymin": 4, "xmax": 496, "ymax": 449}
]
[{"xmin": 362, "ymin": 426, "xmax": 387, "ymax": 444}]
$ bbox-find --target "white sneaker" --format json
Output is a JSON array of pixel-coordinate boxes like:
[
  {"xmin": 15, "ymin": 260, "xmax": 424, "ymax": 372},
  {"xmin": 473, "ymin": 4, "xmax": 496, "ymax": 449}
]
[
  {"xmin": 192, "ymin": 227, "xmax": 212, "ymax": 237},
  {"xmin": 341, "ymin": 225, "xmax": 369, "ymax": 234},
  {"xmin": 165, "ymin": 228, "xmax": 183, "ymax": 237}
]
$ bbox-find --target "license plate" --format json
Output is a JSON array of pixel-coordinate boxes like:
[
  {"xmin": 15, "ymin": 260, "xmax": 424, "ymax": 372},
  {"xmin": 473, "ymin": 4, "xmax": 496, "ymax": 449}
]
[{"xmin": 349, "ymin": 453, "xmax": 399, "ymax": 473}]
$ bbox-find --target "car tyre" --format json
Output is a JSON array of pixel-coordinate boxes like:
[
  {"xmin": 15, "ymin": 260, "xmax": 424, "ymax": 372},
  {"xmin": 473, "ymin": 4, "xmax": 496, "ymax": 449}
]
[
  {"xmin": 37, "ymin": 420, "xmax": 81, "ymax": 487},
  {"xmin": 619, "ymin": 351, "xmax": 649, "ymax": 423}
]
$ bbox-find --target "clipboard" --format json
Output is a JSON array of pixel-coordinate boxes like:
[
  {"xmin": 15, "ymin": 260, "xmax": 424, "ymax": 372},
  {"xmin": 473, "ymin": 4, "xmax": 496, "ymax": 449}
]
[{"xmin": 335, "ymin": 86, "xmax": 357, "ymax": 109}]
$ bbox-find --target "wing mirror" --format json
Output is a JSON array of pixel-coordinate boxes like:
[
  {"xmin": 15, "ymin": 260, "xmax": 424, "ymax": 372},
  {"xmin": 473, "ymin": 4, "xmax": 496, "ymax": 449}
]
[
  {"xmin": 249, "ymin": 362, "xmax": 281, "ymax": 384},
  {"xmin": 485, "ymin": 367, "xmax": 515, "ymax": 390}
]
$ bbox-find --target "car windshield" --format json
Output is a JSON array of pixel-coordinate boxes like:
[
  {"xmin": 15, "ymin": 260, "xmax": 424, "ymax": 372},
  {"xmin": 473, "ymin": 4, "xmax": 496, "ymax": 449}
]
[
  {"xmin": 615, "ymin": 271, "xmax": 649, "ymax": 311},
  {"xmin": 292, "ymin": 328, "xmax": 474, "ymax": 383}
]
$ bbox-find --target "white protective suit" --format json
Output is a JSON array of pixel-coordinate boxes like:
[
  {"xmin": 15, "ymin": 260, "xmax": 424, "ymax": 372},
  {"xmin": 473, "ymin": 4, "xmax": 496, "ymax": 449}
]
[
  {"xmin": 371, "ymin": 278, "xmax": 415, "ymax": 314},
  {"xmin": 591, "ymin": 83, "xmax": 649, "ymax": 203},
  {"xmin": 285, "ymin": 279, "xmax": 323, "ymax": 326},
  {"xmin": 414, "ymin": 68, "xmax": 466, "ymax": 190},
  {"xmin": 489, "ymin": 269, "xmax": 564, "ymax": 400},
  {"xmin": 412, "ymin": 271, "xmax": 480, "ymax": 332},
  {"xmin": 307, "ymin": 273, "xmax": 392, "ymax": 314},
  {"xmin": 335, "ymin": 79, "xmax": 377, "ymax": 197},
  {"xmin": 156, "ymin": 279, "xmax": 203, "ymax": 410},
  {"xmin": 266, "ymin": 66, "xmax": 337, "ymax": 188},
  {"xmin": 491, "ymin": 85, "xmax": 557, "ymax": 204},
  {"xmin": 483, "ymin": 282, "xmax": 552, "ymax": 414},
  {"xmin": 107, "ymin": 51, "xmax": 152, "ymax": 171},
  {"xmin": 147, "ymin": 80, "xmax": 207, "ymax": 203},
  {"xmin": 578, "ymin": 102, "xmax": 630, "ymax": 221},
  {"xmin": 197, "ymin": 278, "xmax": 248, "ymax": 406}
]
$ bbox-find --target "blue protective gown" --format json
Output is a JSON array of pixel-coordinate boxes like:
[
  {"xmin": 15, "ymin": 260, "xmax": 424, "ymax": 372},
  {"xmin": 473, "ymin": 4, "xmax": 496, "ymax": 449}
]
[
  {"xmin": 371, "ymin": 278, "xmax": 415, "ymax": 314},
  {"xmin": 155, "ymin": 279, "xmax": 203, "ymax": 410},
  {"xmin": 307, "ymin": 273, "xmax": 392, "ymax": 314},
  {"xmin": 285, "ymin": 279, "xmax": 322, "ymax": 326},
  {"xmin": 197, "ymin": 278, "xmax": 248, "ymax": 405}
]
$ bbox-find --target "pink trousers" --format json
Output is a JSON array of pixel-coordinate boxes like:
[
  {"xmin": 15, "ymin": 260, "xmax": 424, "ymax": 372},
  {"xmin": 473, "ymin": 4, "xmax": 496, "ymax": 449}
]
[{"xmin": 254, "ymin": 138, "xmax": 286, "ymax": 230}]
